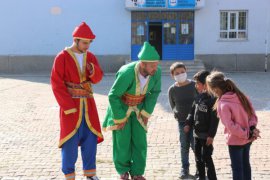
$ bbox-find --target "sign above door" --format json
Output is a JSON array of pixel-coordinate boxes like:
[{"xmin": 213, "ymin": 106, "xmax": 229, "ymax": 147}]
[{"xmin": 125, "ymin": 0, "xmax": 204, "ymax": 10}]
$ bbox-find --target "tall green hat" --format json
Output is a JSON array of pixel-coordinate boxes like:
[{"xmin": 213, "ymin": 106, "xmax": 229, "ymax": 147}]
[{"xmin": 138, "ymin": 42, "xmax": 160, "ymax": 62}]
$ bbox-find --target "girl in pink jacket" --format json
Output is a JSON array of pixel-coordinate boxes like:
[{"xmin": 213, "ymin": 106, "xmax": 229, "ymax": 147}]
[{"xmin": 205, "ymin": 71, "xmax": 260, "ymax": 180}]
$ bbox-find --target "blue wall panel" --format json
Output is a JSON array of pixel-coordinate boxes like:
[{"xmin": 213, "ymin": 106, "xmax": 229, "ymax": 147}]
[
  {"xmin": 177, "ymin": 44, "xmax": 194, "ymax": 60},
  {"xmin": 163, "ymin": 45, "xmax": 194, "ymax": 60},
  {"xmin": 163, "ymin": 45, "xmax": 178, "ymax": 60},
  {"xmin": 131, "ymin": 45, "xmax": 143, "ymax": 60},
  {"xmin": 133, "ymin": 44, "xmax": 194, "ymax": 60}
]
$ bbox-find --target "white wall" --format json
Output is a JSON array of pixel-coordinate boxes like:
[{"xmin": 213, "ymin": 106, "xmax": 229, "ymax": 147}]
[
  {"xmin": 195, "ymin": 0, "xmax": 270, "ymax": 54},
  {"xmin": 0, "ymin": 0, "xmax": 131, "ymax": 55}
]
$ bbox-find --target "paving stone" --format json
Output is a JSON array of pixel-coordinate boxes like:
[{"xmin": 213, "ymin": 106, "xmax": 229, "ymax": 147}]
[{"xmin": 0, "ymin": 73, "xmax": 270, "ymax": 179}]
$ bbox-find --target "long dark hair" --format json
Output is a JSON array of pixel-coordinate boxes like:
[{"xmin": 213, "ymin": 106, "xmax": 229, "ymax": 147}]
[{"xmin": 206, "ymin": 71, "xmax": 254, "ymax": 117}]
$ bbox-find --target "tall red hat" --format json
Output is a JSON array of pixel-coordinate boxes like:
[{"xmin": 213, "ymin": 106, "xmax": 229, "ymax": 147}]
[{"xmin": 72, "ymin": 22, "xmax": 96, "ymax": 40}]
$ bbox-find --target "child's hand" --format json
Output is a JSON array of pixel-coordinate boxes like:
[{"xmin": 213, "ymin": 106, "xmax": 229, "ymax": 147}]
[
  {"xmin": 252, "ymin": 128, "xmax": 261, "ymax": 140},
  {"xmin": 184, "ymin": 125, "xmax": 190, "ymax": 133},
  {"xmin": 206, "ymin": 137, "xmax": 214, "ymax": 146}
]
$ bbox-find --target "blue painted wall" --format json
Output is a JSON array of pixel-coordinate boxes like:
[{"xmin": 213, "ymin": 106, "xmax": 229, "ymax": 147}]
[{"xmin": 0, "ymin": 0, "xmax": 131, "ymax": 55}]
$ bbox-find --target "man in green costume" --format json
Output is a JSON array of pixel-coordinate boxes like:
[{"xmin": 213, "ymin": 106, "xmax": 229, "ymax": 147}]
[{"xmin": 103, "ymin": 42, "xmax": 161, "ymax": 180}]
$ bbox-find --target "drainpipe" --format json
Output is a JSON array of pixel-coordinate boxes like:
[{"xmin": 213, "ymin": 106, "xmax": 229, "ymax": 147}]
[
  {"xmin": 265, "ymin": 39, "xmax": 268, "ymax": 72},
  {"xmin": 265, "ymin": 9, "xmax": 269, "ymax": 72}
]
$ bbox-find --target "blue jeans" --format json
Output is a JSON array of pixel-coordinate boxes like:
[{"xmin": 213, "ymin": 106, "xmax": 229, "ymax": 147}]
[
  {"xmin": 228, "ymin": 142, "xmax": 252, "ymax": 180},
  {"xmin": 178, "ymin": 121, "xmax": 194, "ymax": 170}
]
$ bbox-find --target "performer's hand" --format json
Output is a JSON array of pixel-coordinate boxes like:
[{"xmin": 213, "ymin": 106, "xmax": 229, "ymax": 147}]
[
  {"xmin": 184, "ymin": 125, "xmax": 190, "ymax": 133},
  {"xmin": 87, "ymin": 63, "xmax": 94, "ymax": 75},
  {"xmin": 142, "ymin": 117, "xmax": 148, "ymax": 126},
  {"xmin": 206, "ymin": 137, "xmax": 214, "ymax": 146},
  {"xmin": 137, "ymin": 113, "xmax": 148, "ymax": 126},
  {"xmin": 138, "ymin": 113, "xmax": 148, "ymax": 126},
  {"xmin": 118, "ymin": 122, "xmax": 126, "ymax": 130}
]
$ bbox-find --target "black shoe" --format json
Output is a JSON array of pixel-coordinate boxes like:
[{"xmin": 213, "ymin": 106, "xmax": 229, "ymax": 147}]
[{"xmin": 86, "ymin": 176, "xmax": 99, "ymax": 180}]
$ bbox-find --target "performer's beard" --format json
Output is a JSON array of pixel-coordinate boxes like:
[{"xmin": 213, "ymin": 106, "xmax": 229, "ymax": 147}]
[
  {"xmin": 141, "ymin": 67, "xmax": 149, "ymax": 77},
  {"xmin": 142, "ymin": 67, "xmax": 156, "ymax": 76},
  {"xmin": 76, "ymin": 42, "xmax": 86, "ymax": 53}
]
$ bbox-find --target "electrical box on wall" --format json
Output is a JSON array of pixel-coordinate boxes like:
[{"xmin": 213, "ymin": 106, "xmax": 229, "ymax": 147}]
[{"xmin": 195, "ymin": 0, "xmax": 205, "ymax": 9}]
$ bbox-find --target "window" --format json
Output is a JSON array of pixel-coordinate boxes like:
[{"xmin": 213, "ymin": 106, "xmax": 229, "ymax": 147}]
[
  {"xmin": 179, "ymin": 22, "xmax": 194, "ymax": 44},
  {"xmin": 220, "ymin": 11, "xmax": 248, "ymax": 40},
  {"xmin": 178, "ymin": 12, "xmax": 194, "ymax": 44},
  {"xmin": 163, "ymin": 22, "xmax": 177, "ymax": 44}
]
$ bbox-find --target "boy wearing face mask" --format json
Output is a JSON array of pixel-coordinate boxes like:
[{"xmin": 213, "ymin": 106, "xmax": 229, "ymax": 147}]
[
  {"xmin": 184, "ymin": 70, "xmax": 219, "ymax": 180},
  {"xmin": 168, "ymin": 62, "xmax": 198, "ymax": 179}
]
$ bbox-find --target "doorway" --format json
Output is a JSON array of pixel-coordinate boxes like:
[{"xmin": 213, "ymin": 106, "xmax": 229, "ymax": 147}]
[{"xmin": 149, "ymin": 22, "xmax": 162, "ymax": 59}]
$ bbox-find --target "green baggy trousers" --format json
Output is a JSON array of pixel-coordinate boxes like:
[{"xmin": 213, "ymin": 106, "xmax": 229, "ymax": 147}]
[{"xmin": 112, "ymin": 112, "xmax": 147, "ymax": 176}]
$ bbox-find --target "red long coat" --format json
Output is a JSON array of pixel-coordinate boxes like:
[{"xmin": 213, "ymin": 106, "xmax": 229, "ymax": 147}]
[{"xmin": 51, "ymin": 48, "xmax": 104, "ymax": 148}]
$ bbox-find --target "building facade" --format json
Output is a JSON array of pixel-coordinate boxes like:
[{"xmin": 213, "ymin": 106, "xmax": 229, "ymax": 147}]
[
  {"xmin": 0, "ymin": 0, "xmax": 269, "ymax": 73},
  {"xmin": 195, "ymin": 0, "xmax": 270, "ymax": 71}
]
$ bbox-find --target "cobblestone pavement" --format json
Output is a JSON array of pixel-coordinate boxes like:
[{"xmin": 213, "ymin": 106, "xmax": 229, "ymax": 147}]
[{"xmin": 0, "ymin": 72, "xmax": 270, "ymax": 180}]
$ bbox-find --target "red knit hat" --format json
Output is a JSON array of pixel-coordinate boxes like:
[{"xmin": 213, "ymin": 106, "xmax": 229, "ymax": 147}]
[{"xmin": 72, "ymin": 22, "xmax": 95, "ymax": 40}]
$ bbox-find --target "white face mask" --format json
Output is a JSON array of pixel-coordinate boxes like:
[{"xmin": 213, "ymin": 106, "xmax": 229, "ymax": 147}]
[{"xmin": 174, "ymin": 73, "xmax": 187, "ymax": 83}]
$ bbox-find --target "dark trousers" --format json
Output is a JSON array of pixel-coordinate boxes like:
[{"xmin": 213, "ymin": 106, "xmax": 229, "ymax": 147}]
[
  {"xmin": 194, "ymin": 138, "xmax": 217, "ymax": 180},
  {"xmin": 228, "ymin": 142, "xmax": 252, "ymax": 180}
]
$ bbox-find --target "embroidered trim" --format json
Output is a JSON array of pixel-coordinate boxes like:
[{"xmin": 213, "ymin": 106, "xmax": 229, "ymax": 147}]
[
  {"xmin": 135, "ymin": 62, "xmax": 150, "ymax": 95},
  {"xmin": 102, "ymin": 125, "xmax": 120, "ymax": 131},
  {"xmin": 121, "ymin": 93, "xmax": 145, "ymax": 106},
  {"xmin": 84, "ymin": 99, "xmax": 104, "ymax": 140},
  {"xmin": 73, "ymin": 37, "xmax": 93, "ymax": 41},
  {"xmin": 113, "ymin": 117, "xmax": 128, "ymax": 124},
  {"xmin": 107, "ymin": 106, "xmax": 147, "ymax": 132},
  {"xmin": 65, "ymin": 172, "xmax": 75, "ymax": 180},
  {"xmin": 64, "ymin": 108, "xmax": 77, "ymax": 115},
  {"xmin": 140, "ymin": 109, "xmax": 151, "ymax": 118},
  {"xmin": 83, "ymin": 169, "xmax": 96, "ymax": 176},
  {"xmin": 140, "ymin": 59, "xmax": 160, "ymax": 62}
]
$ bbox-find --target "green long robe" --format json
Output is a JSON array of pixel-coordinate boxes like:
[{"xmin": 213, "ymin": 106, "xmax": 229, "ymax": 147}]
[{"xmin": 102, "ymin": 61, "xmax": 161, "ymax": 131}]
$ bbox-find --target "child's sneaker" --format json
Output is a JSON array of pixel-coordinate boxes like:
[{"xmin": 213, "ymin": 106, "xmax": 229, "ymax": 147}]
[
  {"xmin": 179, "ymin": 168, "xmax": 189, "ymax": 179},
  {"xmin": 194, "ymin": 170, "xmax": 199, "ymax": 179}
]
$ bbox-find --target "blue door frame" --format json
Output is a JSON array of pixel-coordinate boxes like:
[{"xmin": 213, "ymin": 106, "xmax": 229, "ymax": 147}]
[{"xmin": 131, "ymin": 19, "xmax": 194, "ymax": 61}]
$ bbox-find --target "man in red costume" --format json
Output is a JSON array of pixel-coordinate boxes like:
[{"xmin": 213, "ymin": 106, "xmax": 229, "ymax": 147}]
[{"xmin": 51, "ymin": 22, "xmax": 103, "ymax": 180}]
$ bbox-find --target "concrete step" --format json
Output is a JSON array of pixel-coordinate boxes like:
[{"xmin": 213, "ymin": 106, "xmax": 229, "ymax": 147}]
[
  {"xmin": 124, "ymin": 59, "xmax": 205, "ymax": 75},
  {"xmin": 160, "ymin": 59, "xmax": 205, "ymax": 75}
]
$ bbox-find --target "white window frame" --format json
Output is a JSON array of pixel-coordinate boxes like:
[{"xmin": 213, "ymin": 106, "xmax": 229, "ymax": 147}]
[{"xmin": 219, "ymin": 10, "xmax": 248, "ymax": 41}]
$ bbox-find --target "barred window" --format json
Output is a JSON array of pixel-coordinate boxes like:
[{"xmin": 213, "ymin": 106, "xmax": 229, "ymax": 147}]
[
  {"xmin": 220, "ymin": 11, "xmax": 248, "ymax": 40},
  {"xmin": 131, "ymin": 22, "xmax": 147, "ymax": 45}
]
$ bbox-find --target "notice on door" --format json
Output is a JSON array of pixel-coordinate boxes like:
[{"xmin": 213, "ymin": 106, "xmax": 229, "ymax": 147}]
[{"xmin": 181, "ymin": 24, "xmax": 189, "ymax": 34}]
